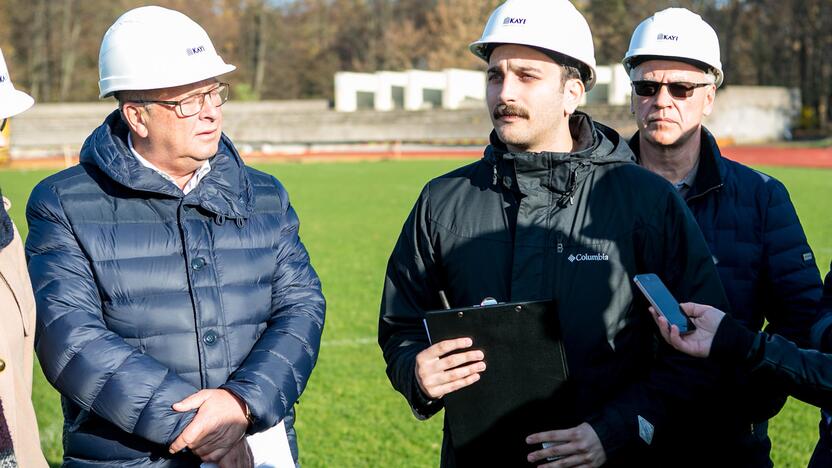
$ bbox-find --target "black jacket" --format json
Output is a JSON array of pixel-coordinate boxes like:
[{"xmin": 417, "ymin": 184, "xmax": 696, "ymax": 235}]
[
  {"xmin": 379, "ymin": 113, "xmax": 729, "ymax": 467},
  {"xmin": 630, "ymin": 129, "xmax": 821, "ymax": 347},
  {"xmin": 631, "ymin": 129, "xmax": 823, "ymax": 467},
  {"xmin": 712, "ymin": 307, "xmax": 832, "ymax": 409}
]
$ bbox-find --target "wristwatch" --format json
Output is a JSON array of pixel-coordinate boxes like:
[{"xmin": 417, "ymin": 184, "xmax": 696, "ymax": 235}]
[{"xmin": 243, "ymin": 402, "xmax": 255, "ymax": 427}]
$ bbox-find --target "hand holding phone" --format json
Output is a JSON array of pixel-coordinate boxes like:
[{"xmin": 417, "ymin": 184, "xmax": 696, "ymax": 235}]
[{"xmin": 633, "ymin": 274, "xmax": 695, "ymax": 334}]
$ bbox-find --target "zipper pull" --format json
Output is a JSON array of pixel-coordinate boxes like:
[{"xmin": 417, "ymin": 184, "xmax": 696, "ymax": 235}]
[
  {"xmin": 493, "ymin": 164, "xmax": 498, "ymax": 186},
  {"xmin": 557, "ymin": 237, "xmax": 564, "ymax": 254}
]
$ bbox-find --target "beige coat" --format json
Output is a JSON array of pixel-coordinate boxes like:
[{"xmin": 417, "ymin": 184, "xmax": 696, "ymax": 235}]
[{"xmin": 0, "ymin": 197, "xmax": 47, "ymax": 467}]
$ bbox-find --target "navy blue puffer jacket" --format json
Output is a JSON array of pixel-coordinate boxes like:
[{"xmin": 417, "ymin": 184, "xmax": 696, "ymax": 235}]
[
  {"xmin": 631, "ymin": 128, "xmax": 823, "ymax": 466},
  {"xmin": 26, "ymin": 111, "xmax": 325, "ymax": 466}
]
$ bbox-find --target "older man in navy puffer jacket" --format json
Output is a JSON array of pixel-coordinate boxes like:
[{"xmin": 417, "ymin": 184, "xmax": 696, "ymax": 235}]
[
  {"xmin": 25, "ymin": 6, "xmax": 324, "ymax": 467},
  {"xmin": 624, "ymin": 9, "xmax": 822, "ymax": 467}
]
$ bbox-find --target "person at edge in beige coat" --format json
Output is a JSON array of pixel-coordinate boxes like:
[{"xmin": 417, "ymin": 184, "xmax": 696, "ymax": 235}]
[{"xmin": 0, "ymin": 47, "xmax": 48, "ymax": 468}]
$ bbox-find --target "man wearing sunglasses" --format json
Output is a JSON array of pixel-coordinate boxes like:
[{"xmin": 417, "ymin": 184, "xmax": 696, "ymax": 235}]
[
  {"xmin": 380, "ymin": 1, "xmax": 731, "ymax": 466},
  {"xmin": 624, "ymin": 8, "xmax": 823, "ymax": 467},
  {"xmin": 25, "ymin": 6, "xmax": 324, "ymax": 467}
]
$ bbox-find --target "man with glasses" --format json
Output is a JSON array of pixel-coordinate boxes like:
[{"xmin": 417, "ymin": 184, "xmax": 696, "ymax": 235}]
[
  {"xmin": 624, "ymin": 8, "xmax": 823, "ymax": 467},
  {"xmin": 25, "ymin": 6, "xmax": 324, "ymax": 467}
]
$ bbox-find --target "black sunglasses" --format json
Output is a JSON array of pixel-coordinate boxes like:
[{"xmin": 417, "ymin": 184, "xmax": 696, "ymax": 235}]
[{"xmin": 632, "ymin": 80, "xmax": 712, "ymax": 99}]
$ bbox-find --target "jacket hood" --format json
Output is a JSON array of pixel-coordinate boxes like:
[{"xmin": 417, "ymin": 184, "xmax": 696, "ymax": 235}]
[
  {"xmin": 485, "ymin": 111, "xmax": 634, "ymax": 165},
  {"xmin": 79, "ymin": 110, "xmax": 253, "ymax": 219},
  {"xmin": 483, "ymin": 111, "xmax": 634, "ymax": 199}
]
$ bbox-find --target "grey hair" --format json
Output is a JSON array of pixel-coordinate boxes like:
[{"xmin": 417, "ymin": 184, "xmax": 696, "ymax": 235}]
[{"xmin": 628, "ymin": 63, "xmax": 716, "ymax": 84}]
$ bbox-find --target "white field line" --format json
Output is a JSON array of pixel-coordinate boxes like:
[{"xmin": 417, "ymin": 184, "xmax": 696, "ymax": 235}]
[{"xmin": 322, "ymin": 336, "xmax": 377, "ymax": 347}]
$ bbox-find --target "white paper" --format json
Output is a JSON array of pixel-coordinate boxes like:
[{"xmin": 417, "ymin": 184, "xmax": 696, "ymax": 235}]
[{"xmin": 201, "ymin": 420, "xmax": 294, "ymax": 467}]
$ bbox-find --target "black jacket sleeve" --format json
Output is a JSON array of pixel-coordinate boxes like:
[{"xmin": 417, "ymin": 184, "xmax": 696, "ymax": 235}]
[
  {"xmin": 378, "ymin": 184, "xmax": 445, "ymax": 419},
  {"xmin": 713, "ymin": 313, "xmax": 832, "ymax": 408},
  {"xmin": 587, "ymin": 188, "xmax": 731, "ymax": 459}
]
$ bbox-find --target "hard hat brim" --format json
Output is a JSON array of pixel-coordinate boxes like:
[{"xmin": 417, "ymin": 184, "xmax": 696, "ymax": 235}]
[
  {"xmin": 0, "ymin": 88, "xmax": 34, "ymax": 119},
  {"xmin": 99, "ymin": 63, "xmax": 237, "ymax": 99},
  {"xmin": 469, "ymin": 40, "xmax": 597, "ymax": 91},
  {"xmin": 623, "ymin": 54, "xmax": 723, "ymax": 87}
]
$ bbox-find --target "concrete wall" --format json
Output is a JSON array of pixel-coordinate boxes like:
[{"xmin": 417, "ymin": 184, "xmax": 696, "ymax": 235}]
[
  {"xmin": 8, "ymin": 100, "xmax": 329, "ymax": 157},
  {"xmin": 7, "ymin": 101, "xmax": 636, "ymax": 158},
  {"xmin": 5, "ymin": 87, "xmax": 796, "ymax": 158},
  {"xmin": 704, "ymin": 86, "xmax": 800, "ymax": 143}
]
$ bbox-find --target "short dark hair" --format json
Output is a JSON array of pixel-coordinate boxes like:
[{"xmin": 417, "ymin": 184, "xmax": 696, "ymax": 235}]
[
  {"xmin": 536, "ymin": 48, "xmax": 587, "ymax": 87},
  {"xmin": 484, "ymin": 44, "xmax": 588, "ymax": 87}
]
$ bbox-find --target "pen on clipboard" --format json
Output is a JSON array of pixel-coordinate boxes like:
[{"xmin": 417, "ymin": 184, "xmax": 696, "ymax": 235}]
[
  {"xmin": 425, "ymin": 290, "xmax": 451, "ymax": 344},
  {"xmin": 438, "ymin": 290, "xmax": 451, "ymax": 310}
]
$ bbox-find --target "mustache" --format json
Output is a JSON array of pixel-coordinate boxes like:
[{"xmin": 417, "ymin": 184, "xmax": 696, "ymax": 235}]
[{"xmin": 493, "ymin": 103, "xmax": 529, "ymax": 120}]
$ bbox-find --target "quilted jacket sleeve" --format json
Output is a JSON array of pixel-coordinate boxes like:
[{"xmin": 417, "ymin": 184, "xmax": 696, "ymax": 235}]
[
  {"xmin": 221, "ymin": 179, "xmax": 325, "ymax": 434},
  {"xmin": 26, "ymin": 182, "xmax": 198, "ymax": 446},
  {"xmin": 759, "ymin": 179, "xmax": 823, "ymax": 347},
  {"xmin": 378, "ymin": 184, "xmax": 445, "ymax": 420},
  {"xmin": 587, "ymin": 188, "xmax": 730, "ymax": 460}
]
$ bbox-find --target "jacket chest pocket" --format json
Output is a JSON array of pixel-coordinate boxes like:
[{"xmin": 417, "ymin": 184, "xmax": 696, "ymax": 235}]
[
  {"xmin": 550, "ymin": 239, "xmax": 626, "ymax": 303},
  {"xmin": 555, "ymin": 240, "xmax": 613, "ymax": 268}
]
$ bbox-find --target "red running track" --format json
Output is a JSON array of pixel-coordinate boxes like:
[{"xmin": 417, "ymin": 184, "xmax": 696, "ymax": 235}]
[
  {"xmin": 6, "ymin": 145, "xmax": 832, "ymax": 169},
  {"xmin": 719, "ymin": 146, "xmax": 832, "ymax": 169}
]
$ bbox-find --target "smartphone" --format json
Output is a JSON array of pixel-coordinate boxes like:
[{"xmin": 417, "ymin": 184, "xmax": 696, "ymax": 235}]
[{"xmin": 633, "ymin": 273, "xmax": 695, "ymax": 334}]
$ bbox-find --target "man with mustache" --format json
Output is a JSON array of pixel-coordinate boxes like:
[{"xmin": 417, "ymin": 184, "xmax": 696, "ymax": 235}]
[
  {"xmin": 624, "ymin": 8, "xmax": 823, "ymax": 467},
  {"xmin": 25, "ymin": 6, "xmax": 324, "ymax": 467},
  {"xmin": 379, "ymin": 1, "xmax": 729, "ymax": 466}
]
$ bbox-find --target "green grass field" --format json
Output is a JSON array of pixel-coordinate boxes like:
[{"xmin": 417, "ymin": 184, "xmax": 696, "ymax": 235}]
[{"xmin": 1, "ymin": 160, "xmax": 830, "ymax": 467}]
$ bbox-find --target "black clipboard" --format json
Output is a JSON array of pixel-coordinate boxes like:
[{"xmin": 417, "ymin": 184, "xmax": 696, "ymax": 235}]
[{"xmin": 424, "ymin": 300, "xmax": 574, "ymax": 467}]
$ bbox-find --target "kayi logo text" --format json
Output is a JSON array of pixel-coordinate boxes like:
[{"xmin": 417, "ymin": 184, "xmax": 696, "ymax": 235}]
[
  {"xmin": 0, "ymin": 75, "xmax": 6, "ymax": 83},
  {"xmin": 656, "ymin": 33, "xmax": 679, "ymax": 41},
  {"xmin": 186, "ymin": 45, "xmax": 206, "ymax": 56},
  {"xmin": 503, "ymin": 17, "xmax": 527, "ymax": 25},
  {"xmin": 568, "ymin": 252, "xmax": 610, "ymax": 263}
]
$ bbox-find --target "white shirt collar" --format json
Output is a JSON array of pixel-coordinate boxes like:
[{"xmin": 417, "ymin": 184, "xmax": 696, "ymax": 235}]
[{"xmin": 128, "ymin": 133, "xmax": 211, "ymax": 195}]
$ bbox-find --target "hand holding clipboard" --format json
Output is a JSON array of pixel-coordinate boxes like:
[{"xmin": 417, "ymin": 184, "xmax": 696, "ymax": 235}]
[
  {"xmin": 422, "ymin": 299, "xmax": 572, "ymax": 466},
  {"xmin": 414, "ymin": 291, "xmax": 488, "ymax": 401}
]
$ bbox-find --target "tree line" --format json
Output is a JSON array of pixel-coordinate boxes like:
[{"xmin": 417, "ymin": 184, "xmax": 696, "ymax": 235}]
[{"xmin": 1, "ymin": 0, "xmax": 829, "ymax": 130}]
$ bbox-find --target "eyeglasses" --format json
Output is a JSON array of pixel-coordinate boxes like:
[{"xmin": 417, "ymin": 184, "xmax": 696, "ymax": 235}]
[
  {"xmin": 130, "ymin": 82, "xmax": 230, "ymax": 117},
  {"xmin": 631, "ymin": 80, "xmax": 711, "ymax": 99}
]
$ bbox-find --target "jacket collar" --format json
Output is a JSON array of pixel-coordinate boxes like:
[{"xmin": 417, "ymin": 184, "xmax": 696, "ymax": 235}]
[
  {"xmin": 483, "ymin": 111, "xmax": 632, "ymax": 199},
  {"xmin": 80, "ymin": 110, "xmax": 254, "ymax": 219},
  {"xmin": 628, "ymin": 126, "xmax": 725, "ymax": 201}
]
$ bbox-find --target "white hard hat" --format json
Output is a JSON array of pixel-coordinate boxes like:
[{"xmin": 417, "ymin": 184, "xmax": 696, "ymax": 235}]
[
  {"xmin": 0, "ymin": 48, "xmax": 34, "ymax": 119},
  {"xmin": 623, "ymin": 8, "xmax": 723, "ymax": 87},
  {"xmin": 469, "ymin": 0, "xmax": 597, "ymax": 91},
  {"xmin": 98, "ymin": 6, "xmax": 236, "ymax": 98}
]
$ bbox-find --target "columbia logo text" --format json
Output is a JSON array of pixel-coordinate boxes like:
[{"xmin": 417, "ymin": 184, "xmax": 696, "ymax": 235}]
[
  {"xmin": 186, "ymin": 45, "xmax": 206, "ymax": 56},
  {"xmin": 568, "ymin": 253, "xmax": 610, "ymax": 263},
  {"xmin": 503, "ymin": 17, "xmax": 527, "ymax": 25},
  {"xmin": 656, "ymin": 33, "xmax": 679, "ymax": 41}
]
